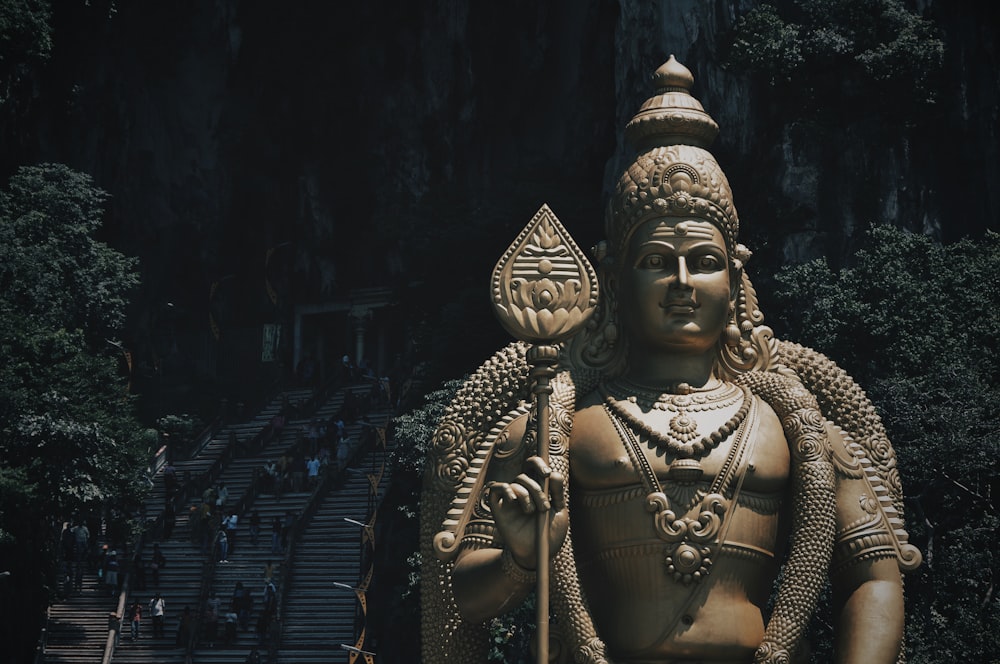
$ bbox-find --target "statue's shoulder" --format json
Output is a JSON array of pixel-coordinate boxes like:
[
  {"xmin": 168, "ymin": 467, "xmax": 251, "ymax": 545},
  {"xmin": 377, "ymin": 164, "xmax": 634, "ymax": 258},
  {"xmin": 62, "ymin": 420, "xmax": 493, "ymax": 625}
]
[{"xmin": 771, "ymin": 338, "xmax": 921, "ymax": 573}]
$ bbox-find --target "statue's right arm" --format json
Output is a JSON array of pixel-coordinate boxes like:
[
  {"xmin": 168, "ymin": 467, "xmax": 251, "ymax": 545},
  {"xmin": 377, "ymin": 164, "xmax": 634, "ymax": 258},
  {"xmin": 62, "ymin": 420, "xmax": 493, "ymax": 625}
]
[
  {"xmin": 825, "ymin": 423, "xmax": 905, "ymax": 663},
  {"xmin": 451, "ymin": 417, "xmax": 569, "ymax": 623}
]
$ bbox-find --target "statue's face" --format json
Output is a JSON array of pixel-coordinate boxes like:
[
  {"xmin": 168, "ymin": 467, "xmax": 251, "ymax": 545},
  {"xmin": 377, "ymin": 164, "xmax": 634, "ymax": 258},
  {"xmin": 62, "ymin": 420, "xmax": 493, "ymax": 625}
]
[{"xmin": 616, "ymin": 217, "xmax": 732, "ymax": 357}]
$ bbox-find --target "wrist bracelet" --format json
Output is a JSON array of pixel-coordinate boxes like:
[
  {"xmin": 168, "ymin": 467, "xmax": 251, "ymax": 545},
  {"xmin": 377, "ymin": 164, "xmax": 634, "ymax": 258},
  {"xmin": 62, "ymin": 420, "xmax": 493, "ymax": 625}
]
[{"xmin": 501, "ymin": 548, "xmax": 537, "ymax": 584}]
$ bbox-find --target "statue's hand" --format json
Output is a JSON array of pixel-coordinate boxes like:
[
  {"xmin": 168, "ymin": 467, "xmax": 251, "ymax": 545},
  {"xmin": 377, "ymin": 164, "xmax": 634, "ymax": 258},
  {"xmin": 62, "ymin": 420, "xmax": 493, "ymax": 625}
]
[{"xmin": 487, "ymin": 456, "xmax": 569, "ymax": 569}]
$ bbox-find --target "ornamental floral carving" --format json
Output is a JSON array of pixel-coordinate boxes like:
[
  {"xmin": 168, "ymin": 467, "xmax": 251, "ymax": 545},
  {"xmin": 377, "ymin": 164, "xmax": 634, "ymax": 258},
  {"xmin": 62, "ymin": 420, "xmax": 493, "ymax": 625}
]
[{"xmin": 492, "ymin": 204, "xmax": 598, "ymax": 343}]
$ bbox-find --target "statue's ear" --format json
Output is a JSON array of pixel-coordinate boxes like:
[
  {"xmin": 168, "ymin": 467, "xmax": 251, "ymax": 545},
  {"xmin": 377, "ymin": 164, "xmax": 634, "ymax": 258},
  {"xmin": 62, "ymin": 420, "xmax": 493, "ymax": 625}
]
[
  {"xmin": 729, "ymin": 265, "xmax": 743, "ymax": 302},
  {"xmin": 729, "ymin": 243, "xmax": 751, "ymax": 302}
]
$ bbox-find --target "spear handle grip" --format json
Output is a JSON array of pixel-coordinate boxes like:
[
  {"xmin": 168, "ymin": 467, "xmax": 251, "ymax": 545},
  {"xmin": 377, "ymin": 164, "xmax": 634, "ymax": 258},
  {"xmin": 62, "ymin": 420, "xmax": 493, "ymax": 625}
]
[{"xmin": 528, "ymin": 345, "xmax": 559, "ymax": 664}]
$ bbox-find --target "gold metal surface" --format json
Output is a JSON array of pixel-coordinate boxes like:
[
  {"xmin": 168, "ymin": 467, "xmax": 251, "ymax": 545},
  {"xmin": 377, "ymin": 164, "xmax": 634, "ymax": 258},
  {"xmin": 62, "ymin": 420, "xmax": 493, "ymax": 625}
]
[{"xmin": 421, "ymin": 56, "xmax": 919, "ymax": 664}]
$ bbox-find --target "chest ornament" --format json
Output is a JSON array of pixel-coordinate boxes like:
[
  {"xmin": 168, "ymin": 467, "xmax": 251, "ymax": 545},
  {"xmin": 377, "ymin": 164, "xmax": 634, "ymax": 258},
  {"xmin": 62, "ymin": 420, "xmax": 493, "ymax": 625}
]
[
  {"xmin": 603, "ymin": 387, "xmax": 761, "ymax": 584},
  {"xmin": 601, "ymin": 380, "xmax": 752, "ymax": 461}
]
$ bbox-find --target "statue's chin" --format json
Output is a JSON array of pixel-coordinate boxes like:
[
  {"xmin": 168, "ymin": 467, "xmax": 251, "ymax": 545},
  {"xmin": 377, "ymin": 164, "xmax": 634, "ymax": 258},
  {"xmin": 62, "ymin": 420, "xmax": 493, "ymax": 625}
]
[{"xmin": 629, "ymin": 326, "xmax": 723, "ymax": 357}]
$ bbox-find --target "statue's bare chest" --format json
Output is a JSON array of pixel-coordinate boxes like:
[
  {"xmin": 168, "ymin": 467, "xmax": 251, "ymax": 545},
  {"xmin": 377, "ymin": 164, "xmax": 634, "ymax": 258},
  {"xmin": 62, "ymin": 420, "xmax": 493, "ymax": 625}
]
[{"xmin": 568, "ymin": 391, "xmax": 790, "ymax": 496}]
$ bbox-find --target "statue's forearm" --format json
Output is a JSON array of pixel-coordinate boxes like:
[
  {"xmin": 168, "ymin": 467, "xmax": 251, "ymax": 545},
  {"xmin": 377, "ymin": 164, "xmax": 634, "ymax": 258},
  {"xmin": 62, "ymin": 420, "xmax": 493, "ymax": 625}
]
[
  {"xmin": 453, "ymin": 547, "xmax": 535, "ymax": 623},
  {"xmin": 833, "ymin": 560, "xmax": 904, "ymax": 664}
]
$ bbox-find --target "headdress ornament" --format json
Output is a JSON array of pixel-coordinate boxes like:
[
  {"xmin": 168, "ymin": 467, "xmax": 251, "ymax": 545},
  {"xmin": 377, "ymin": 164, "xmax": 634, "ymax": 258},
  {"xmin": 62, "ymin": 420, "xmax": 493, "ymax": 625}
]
[{"xmin": 607, "ymin": 56, "xmax": 739, "ymax": 256}]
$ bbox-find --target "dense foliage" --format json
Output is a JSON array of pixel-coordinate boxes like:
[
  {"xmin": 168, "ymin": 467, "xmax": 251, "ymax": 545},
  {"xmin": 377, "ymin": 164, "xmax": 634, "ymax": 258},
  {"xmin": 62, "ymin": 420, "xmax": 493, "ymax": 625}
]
[
  {"xmin": 389, "ymin": 378, "xmax": 463, "ymax": 478},
  {"xmin": 773, "ymin": 226, "xmax": 1000, "ymax": 662},
  {"xmin": 0, "ymin": 0, "xmax": 52, "ymax": 106},
  {"xmin": 725, "ymin": 0, "xmax": 944, "ymax": 122},
  {"xmin": 0, "ymin": 163, "xmax": 149, "ymax": 661}
]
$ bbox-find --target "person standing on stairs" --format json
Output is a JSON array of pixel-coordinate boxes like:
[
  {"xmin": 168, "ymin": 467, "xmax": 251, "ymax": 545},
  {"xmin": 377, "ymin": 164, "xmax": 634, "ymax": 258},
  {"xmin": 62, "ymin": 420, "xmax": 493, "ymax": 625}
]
[
  {"xmin": 224, "ymin": 511, "xmax": 238, "ymax": 556},
  {"xmin": 307, "ymin": 453, "xmax": 321, "ymax": 489},
  {"xmin": 175, "ymin": 605, "xmax": 192, "ymax": 647},
  {"xmin": 129, "ymin": 599, "xmax": 142, "ymax": 640},
  {"xmin": 263, "ymin": 560, "xmax": 275, "ymax": 585},
  {"xmin": 215, "ymin": 482, "xmax": 229, "ymax": 510},
  {"xmin": 216, "ymin": 528, "xmax": 229, "ymax": 563},
  {"xmin": 149, "ymin": 592, "xmax": 166, "ymax": 639},
  {"xmin": 280, "ymin": 510, "xmax": 294, "ymax": 551},
  {"xmin": 162, "ymin": 498, "xmax": 176, "ymax": 541},
  {"xmin": 132, "ymin": 550, "xmax": 146, "ymax": 591},
  {"xmin": 103, "ymin": 550, "xmax": 119, "ymax": 597},
  {"xmin": 291, "ymin": 453, "xmax": 306, "ymax": 493}
]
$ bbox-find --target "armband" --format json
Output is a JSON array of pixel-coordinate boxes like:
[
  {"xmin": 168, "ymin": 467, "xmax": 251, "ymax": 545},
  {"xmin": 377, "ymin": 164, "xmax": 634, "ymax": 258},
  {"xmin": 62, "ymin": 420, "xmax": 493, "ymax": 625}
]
[
  {"xmin": 501, "ymin": 548, "xmax": 537, "ymax": 585},
  {"xmin": 831, "ymin": 511, "xmax": 897, "ymax": 574}
]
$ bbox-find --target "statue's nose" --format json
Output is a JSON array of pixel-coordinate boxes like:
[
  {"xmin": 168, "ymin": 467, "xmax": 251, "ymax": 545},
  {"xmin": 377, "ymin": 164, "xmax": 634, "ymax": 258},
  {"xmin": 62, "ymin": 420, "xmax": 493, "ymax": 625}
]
[{"xmin": 675, "ymin": 256, "xmax": 692, "ymax": 288}]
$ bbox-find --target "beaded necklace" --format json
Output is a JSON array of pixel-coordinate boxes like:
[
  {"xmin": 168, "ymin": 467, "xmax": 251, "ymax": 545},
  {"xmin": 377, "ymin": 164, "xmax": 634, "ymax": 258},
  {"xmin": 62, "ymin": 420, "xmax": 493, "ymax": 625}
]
[{"xmin": 600, "ymin": 380, "xmax": 752, "ymax": 459}]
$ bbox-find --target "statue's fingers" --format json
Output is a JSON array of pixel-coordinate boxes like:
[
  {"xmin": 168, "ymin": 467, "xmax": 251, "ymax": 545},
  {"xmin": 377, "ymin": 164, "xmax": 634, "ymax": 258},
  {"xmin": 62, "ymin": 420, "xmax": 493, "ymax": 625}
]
[
  {"xmin": 548, "ymin": 470, "xmax": 566, "ymax": 511},
  {"xmin": 522, "ymin": 455, "xmax": 553, "ymax": 481},
  {"xmin": 514, "ymin": 473, "xmax": 548, "ymax": 513},
  {"xmin": 487, "ymin": 482, "xmax": 518, "ymax": 513}
]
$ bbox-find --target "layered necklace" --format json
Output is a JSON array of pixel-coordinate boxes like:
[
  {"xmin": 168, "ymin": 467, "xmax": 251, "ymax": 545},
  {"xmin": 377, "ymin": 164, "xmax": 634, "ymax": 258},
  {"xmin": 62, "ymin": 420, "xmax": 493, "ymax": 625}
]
[
  {"xmin": 600, "ymin": 378, "xmax": 752, "ymax": 460},
  {"xmin": 600, "ymin": 378, "xmax": 761, "ymax": 585}
]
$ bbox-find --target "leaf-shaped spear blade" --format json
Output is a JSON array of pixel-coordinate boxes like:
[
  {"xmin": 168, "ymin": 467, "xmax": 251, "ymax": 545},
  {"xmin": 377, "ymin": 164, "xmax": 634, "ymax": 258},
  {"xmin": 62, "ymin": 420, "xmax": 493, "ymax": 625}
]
[{"xmin": 491, "ymin": 204, "xmax": 598, "ymax": 343}]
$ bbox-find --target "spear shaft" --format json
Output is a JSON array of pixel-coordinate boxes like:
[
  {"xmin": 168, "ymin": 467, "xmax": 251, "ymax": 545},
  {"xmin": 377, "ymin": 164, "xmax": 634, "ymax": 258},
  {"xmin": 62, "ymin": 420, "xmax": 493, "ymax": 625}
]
[{"xmin": 528, "ymin": 345, "xmax": 559, "ymax": 664}]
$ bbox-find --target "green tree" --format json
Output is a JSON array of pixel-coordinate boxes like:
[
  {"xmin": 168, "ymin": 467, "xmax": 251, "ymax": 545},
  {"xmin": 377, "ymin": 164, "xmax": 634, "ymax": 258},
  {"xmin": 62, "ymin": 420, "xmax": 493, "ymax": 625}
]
[
  {"xmin": 389, "ymin": 378, "xmax": 463, "ymax": 477},
  {"xmin": 725, "ymin": 0, "xmax": 944, "ymax": 122},
  {"xmin": 0, "ymin": 0, "xmax": 53, "ymax": 104},
  {"xmin": 772, "ymin": 226, "xmax": 1000, "ymax": 662},
  {"xmin": 0, "ymin": 163, "xmax": 148, "ymax": 662}
]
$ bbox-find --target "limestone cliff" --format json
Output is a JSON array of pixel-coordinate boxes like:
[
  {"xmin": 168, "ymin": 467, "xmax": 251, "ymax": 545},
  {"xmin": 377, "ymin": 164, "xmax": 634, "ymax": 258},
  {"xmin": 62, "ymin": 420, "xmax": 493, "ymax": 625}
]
[{"xmin": 0, "ymin": 0, "xmax": 995, "ymax": 380}]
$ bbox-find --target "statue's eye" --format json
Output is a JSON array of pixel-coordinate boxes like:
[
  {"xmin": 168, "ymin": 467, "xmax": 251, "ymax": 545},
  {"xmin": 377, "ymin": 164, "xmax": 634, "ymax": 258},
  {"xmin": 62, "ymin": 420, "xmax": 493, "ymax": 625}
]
[
  {"xmin": 693, "ymin": 254, "xmax": 722, "ymax": 271},
  {"xmin": 640, "ymin": 254, "xmax": 666, "ymax": 269}
]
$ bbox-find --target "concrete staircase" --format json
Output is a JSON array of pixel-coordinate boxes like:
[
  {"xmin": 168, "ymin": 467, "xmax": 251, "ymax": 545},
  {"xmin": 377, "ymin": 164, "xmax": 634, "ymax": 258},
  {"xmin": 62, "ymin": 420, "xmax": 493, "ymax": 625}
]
[
  {"xmin": 275, "ymin": 411, "xmax": 392, "ymax": 663},
  {"xmin": 42, "ymin": 553, "xmax": 115, "ymax": 664},
  {"xmin": 109, "ymin": 389, "xmax": 317, "ymax": 664},
  {"xmin": 39, "ymin": 381, "xmax": 397, "ymax": 664}
]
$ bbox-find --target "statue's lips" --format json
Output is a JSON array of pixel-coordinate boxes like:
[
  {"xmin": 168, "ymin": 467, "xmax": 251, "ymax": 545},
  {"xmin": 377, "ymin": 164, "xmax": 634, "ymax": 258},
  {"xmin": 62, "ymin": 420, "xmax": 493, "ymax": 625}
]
[{"xmin": 661, "ymin": 300, "xmax": 699, "ymax": 313}]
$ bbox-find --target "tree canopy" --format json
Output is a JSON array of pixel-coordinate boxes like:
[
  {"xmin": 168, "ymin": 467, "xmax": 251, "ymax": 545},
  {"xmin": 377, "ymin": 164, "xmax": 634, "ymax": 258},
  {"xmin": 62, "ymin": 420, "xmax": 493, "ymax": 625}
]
[
  {"xmin": 773, "ymin": 225, "xmax": 1000, "ymax": 662},
  {"xmin": 725, "ymin": 0, "xmax": 945, "ymax": 122},
  {"xmin": 0, "ymin": 163, "xmax": 149, "ymax": 661}
]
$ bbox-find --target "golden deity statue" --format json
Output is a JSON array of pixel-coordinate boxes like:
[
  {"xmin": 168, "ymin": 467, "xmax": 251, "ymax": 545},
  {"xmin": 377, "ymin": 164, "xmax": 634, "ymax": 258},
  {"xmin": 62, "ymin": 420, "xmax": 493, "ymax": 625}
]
[{"xmin": 420, "ymin": 56, "xmax": 921, "ymax": 664}]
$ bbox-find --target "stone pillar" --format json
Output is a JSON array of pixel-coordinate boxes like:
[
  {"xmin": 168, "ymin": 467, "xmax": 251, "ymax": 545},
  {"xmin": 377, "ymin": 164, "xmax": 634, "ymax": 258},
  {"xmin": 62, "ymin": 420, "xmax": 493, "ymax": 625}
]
[{"xmin": 350, "ymin": 306, "xmax": 373, "ymax": 369}]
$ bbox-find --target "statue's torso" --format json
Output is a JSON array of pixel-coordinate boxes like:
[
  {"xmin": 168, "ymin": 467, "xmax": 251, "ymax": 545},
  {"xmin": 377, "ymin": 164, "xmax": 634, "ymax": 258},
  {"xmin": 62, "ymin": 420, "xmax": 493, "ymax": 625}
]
[{"xmin": 567, "ymin": 386, "xmax": 791, "ymax": 662}]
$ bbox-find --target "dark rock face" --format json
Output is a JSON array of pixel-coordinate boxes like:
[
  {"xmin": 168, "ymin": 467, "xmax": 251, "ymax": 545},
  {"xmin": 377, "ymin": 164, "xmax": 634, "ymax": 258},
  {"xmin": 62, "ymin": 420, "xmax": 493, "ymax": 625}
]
[{"xmin": 1, "ymin": 0, "xmax": 996, "ymax": 377}]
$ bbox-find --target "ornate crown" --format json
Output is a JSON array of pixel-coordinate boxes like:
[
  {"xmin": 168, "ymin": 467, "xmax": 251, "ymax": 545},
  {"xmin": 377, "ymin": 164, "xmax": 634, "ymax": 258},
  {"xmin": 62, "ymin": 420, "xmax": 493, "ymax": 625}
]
[{"xmin": 606, "ymin": 56, "xmax": 739, "ymax": 256}]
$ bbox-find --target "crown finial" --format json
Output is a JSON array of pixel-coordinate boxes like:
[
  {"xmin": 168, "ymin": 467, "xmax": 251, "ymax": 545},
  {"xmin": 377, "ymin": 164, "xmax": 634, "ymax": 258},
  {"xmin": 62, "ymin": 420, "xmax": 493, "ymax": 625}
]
[
  {"xmin": 652, "ymin": 54, "xmax": 694, "ymax": 91},
  {"xmin": 624, "ymin": 55, "xmax": 719, "ymax": 150}
]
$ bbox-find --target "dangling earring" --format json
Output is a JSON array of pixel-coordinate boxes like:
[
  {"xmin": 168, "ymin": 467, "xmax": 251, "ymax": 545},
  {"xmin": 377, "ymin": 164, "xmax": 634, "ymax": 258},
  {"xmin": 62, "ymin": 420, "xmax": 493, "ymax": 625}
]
[{"xmin": 724, "ymin": 302, "xmax": 741, "ymax": 348}]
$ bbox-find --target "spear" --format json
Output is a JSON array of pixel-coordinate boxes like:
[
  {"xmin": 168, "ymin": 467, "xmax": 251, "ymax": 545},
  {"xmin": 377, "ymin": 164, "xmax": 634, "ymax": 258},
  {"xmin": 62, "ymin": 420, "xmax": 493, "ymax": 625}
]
[{"xmin": 491, "ymin": 204, "xmax": 598, "ymax": 663}]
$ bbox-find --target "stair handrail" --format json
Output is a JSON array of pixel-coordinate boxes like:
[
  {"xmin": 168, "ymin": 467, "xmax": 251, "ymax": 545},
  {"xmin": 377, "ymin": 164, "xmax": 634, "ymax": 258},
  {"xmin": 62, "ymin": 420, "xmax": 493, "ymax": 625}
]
[
  {"xmin": 185, "ymin": 523, "xmax": 220, "ymax": 659},
  {"xmin": 185, "ymin": 385, "xmax": 334, "ymax": 659},
  {"xmin": 266, "ymin": 438, "xmax": 341, "ymax": 664},
  {"xmin": 100, "ymin": 551, "xmax": 131, "ymax": 664},
  {"xmin": 268, "ymin": 406, "xmax": 393, "ymax": 664},
  {"xmin": 184, "ymin": 415, "xmax": 223, "ymax": 461},
  {"xmin": 185, "ymin": 445, "xmax": 270, "ymax": 659}
]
